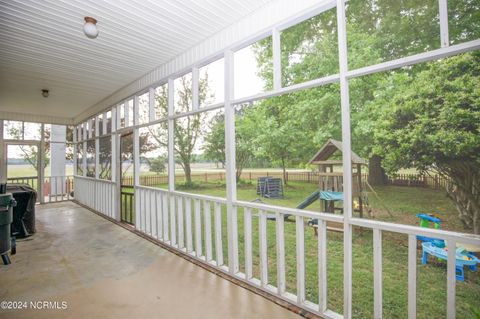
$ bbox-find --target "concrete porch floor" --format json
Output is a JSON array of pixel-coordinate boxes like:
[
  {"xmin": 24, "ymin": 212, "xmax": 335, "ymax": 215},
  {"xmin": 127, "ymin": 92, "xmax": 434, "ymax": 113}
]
[{"xmin": 0, "ymin": 201, "xmax": 301, "ymax": 319}]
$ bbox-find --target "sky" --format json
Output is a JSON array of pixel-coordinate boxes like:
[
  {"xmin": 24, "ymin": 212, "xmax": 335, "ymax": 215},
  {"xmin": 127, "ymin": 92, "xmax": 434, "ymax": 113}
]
[{"xmin": 203, "ymin": 43, "xmax": 267, "ymax": 102}]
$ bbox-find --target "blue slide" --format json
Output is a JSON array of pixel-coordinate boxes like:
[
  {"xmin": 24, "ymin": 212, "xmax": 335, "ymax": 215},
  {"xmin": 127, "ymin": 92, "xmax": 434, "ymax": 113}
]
[{"xmin": 296, "ymin": 190, "xmax": 321, "ymax": 209}]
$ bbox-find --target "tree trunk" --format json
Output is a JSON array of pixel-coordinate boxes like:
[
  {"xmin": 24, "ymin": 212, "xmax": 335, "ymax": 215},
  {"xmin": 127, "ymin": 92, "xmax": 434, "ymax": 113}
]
[
  {"xmin": 184, "ymin": 162, "xmax": 192, "ymax": 185},
  {"xmin": 281, "ymin": 157, "xmax": 288, "ymax": 186},
  {"xmin": 445, "ymin": 167, "xmax": 480, "ymax": 234},
  {"xmin": 368, "ymin": 155, "xmax": 388, "ymax": 185}
]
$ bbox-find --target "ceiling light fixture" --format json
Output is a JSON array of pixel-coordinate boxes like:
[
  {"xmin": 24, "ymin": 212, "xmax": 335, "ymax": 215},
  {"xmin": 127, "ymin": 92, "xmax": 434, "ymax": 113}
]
[
  {"xmin": 83, "ymin": 17, "xmax": 99, "ymax": 39},
  {"xmin": 41, "ymin": 89, "xmax": 49, "ymax": 98}
]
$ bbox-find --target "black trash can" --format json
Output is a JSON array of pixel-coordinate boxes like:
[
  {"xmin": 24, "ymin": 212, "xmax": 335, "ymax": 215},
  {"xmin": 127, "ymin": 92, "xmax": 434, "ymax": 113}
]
[
  {"xmin": 7, "ymin": 184, "xmax": 37, "ymax": 238},
  {"xmin": 0, "ymin": 193, "xmax": 16, "ymax": 265}
]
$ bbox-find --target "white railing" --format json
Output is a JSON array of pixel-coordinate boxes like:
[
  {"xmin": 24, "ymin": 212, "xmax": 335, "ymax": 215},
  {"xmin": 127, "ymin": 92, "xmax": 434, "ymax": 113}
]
[
  {"xmin": 76, "ymin": 184, "xmax": 480, "ymax": 319},
  {"xmin": 43, "ymin": 176, "xmax": 74, "ymax": 203},
  {"xmin": 135, "ymin": 186, "xmax": 228, "ymax": 269},
  {"xmin": 7, "ymin": 175, "xmax": 74, "ymax": 203},
  {"xmin": 75, "ymin": 176, "xmax": 116, "ymax": 219},
  {"xmin": 133, "ymin": 186, "xmax": 480, "ymax": 319}
]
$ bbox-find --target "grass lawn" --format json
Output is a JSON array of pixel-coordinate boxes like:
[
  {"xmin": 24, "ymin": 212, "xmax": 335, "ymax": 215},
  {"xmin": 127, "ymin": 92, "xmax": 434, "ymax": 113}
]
[
  {"xmin": 7, "ymin": 164, "xmax": 74, "ymax": 177},
  {"xmin": 122, "ymin": 181, "xmax": 480, "ymax": 318}
]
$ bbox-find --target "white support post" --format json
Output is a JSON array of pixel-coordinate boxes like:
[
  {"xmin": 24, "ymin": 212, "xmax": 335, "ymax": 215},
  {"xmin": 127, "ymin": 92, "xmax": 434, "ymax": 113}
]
[
  {"xmin": 95, "ymin": 137, "xmax": 99, "ymax": 179},
  {"xmin": 336, "ymin": 0, "xmax": 353, "ymax": 317},
  {"xmin": 192, "ymin": 67, "xmax": 199, "ymax": 111},
  {"xmin": 111, "ymin": 107, "xmax": 117, "ymax": 133},
  {"xmin": 111, "ymin": 114, "xmax": 117, "ymax": 183},
  {"xmin": 124, "ymin": 100, "xmax": 130, "ymax": 127},
  {"xmin": 275, "ymin": 212, "xmax": 286, "ymax": 295},
  {"xmin": 408, "ymin": 234, "xmax": 417, "ymax": 319},
  {"xmin": 224, "ymin": 50, "xmax": 239, "ymax": 274},
  {"xmin": 112, "ymin": 112, "xmax": 120, "ymax": 221},
  {"xmin": 373, "ymin": 228, "xmax": 383, "ymax": 319},
  {"xmin": 38, "ymin": 124, "xmax": 45, "ymax": 203},
  {"xmin": 167, "ymin": 78, "xmax": 176, "ymax": 246},
  {"xmin": 95, "ymin": 115, "xmax": 99, "ymax": 138},
  {"xmin": 439, "ymin": 0, "xmax": 449, "ymax": 48},
  {"xmin": 72, "ymin": 126, "xmax": 77, "ymax": 176},
  {"xmin": 318, "ymin": 220, "xmax": 327, "ymax": 313},
  {"xmin": 82, "ymin": 141, "xmax": 87, "ymax": 177},
  {"xmin": 95, "ymin": 117, "xmax": 99, "ymax": 179},
  {"xmin": 102, "ymin": 112, "xmax": 107, "ymax": 135},
  {"xmin": 133, "ymin": 126, "xmax": 140, "ymax": 228},
  {"xmin": 133, "ymin": 95, "xmax": 139, "ymax": 126},
  {"xmin": 83, "ymin": 122, "xmax": 87, "ymax": 141},
  {"xmin": 87, "ymin": 119, "xmax": 92, "ymax": 139},
  {"xmin": 272, "ymin": 27, "xmax": 282, "ymax": 90},
  {"xmin": 447, "ymin": 239, "xmax": 456, "ymax": 319},
  {"xmin": 116, "ymin": 105, "xmax": 122, "ymax": 129},
  {"xmin": 149, "ymin": 87, "xmax": 156, "ymax": 122},
  {"xmin": 168, "ymin": 78, "xmax": 175, "ymax": 192}
]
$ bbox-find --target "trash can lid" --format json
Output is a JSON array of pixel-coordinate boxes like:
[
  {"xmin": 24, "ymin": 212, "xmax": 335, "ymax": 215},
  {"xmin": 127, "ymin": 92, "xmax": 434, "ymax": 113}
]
[{"xmin": 0, "ymin": 193, "xmax": 14, "ymax": 207}]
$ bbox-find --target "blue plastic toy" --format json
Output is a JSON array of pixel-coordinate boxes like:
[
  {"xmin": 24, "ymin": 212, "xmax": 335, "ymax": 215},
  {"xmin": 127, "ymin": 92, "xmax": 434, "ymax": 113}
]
[
  {"xmin": 416, "ymin": 213, "xmax": 445, "ymax": 248},
  {"xmin": 421, "ymin": 242, "xmax": 479, "ymax": 281}
]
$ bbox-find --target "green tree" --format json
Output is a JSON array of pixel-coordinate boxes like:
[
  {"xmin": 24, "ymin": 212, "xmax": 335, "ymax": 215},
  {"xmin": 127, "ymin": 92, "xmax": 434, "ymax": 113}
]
[
  {"xmin": 203, "ymin": 109, "xmax": 256, "ymax": 181},
  {"xmin": 373, "ymin": 52, "xmax": 480, "ymax": 233},
  {"xmin": 150, "ymin": 73, "xmax": 212, "ymax": 185},
  {"xmin": 146, "ymin": 156, "xmax": 167, "ymax": 175},
  {"xmin": 251, "ymin": 0, "xmax": 479, "ymax": 185},
  {"xmin": 203, "ymin": 113, "xmax": 226, "ymax": 169},
  {"xmin": 6, "ymin": 124, "xmax": 50, "ymax": 173}
]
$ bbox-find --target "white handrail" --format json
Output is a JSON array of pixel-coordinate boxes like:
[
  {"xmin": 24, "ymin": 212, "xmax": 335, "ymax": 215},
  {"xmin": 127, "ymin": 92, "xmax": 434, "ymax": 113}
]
[{"xmin": 73, "ymin": 183, "xmax": 479, "ymax": 319}]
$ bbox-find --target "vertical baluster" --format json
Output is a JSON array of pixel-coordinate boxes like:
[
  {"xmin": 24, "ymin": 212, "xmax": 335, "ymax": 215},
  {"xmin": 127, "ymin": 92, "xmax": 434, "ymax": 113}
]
[
  {"xmin": 141, "ymin": 189, "xmax": 145, "ymax": 232},
  {"xmin": 194, "ymin": 199, "xmax": 202, "ymax": 257},
  {"xmin": 318, "ymin": 219, "xmax": 328, "ymax": 313},
  {"xmin": 185, "ymin": 197, "xmax": 193, "ymax": 253},
  {"xmin": 150, "ymin": 190, "xmax": 156, "ymax": 238},
  {"xmin": 130, "ymin": 191, "xmax": 134, "ymax": 224},
  {"xmin": 244, "ymin": 207, "xmax": 253, "ymax": 280},
  {"xmin": 55, "ymin": 177, "xmax": 59, "ymax": 202},
  {"xmin": 447, "ymin": 239, "xmax": 456, "ymax": 319},
  {"xmin": 408, "ymin": 234, "xmax": 416, "ymax": 319},
  {"xmin": 156, "ymin": 191, "xmax": 163, "ymax": 240},
  {"xmin": 162, "ymin": 192, "xmax": 169, "ymax": 242},
  {"xmin": 259, "ymin": 210, "xmax": 268, "ymax": 288},
  {"xmin": 373, "ymin": 228, "xmax": 383, "ymax": 319},
  {"xmin": 170, "ymin": 193, "xmax": 176, "ymax": 246},
  {"xmin": 177, "ymin": 196, "xmax": 184, "ymax": 249},
  {"xmin": 147, "ymin": 190, "xmax": 152, "ymax": 234},
  {"xmin": 276, "ymin": 212, "xmax": 285, "ymax": 295},
  {"xmin": 134, "ymin": 188, "xmax": 140, "ymax": 227},
  {"xmin": 204, "ymin": 201, "xmax": 212, "ymax": 262},
  {"xmin": 214, "ymin": 202, "xmax": 223, "ymax": 266},
  {"xmin": 296, "ymin": 215, "xmax": 305, "ymax": 303}
]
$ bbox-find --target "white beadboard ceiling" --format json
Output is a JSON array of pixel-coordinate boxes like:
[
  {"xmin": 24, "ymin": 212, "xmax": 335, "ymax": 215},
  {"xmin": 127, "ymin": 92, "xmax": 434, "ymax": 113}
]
[{"xmin": 0, "ymin": 0, "xmax": 272, "ymax": 124}]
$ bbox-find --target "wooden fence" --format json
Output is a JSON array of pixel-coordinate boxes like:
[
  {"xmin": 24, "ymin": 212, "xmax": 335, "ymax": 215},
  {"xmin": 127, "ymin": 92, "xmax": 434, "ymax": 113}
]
[{"xmin": 121, "ymin": 171, "xmax": 451, "ymax": 190}]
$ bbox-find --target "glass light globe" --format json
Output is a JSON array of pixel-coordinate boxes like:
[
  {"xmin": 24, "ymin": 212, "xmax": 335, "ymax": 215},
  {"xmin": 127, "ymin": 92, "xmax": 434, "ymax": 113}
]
[{"xmin": 83, "ymin": 18, "xmax": 99, "ymax": 39}]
